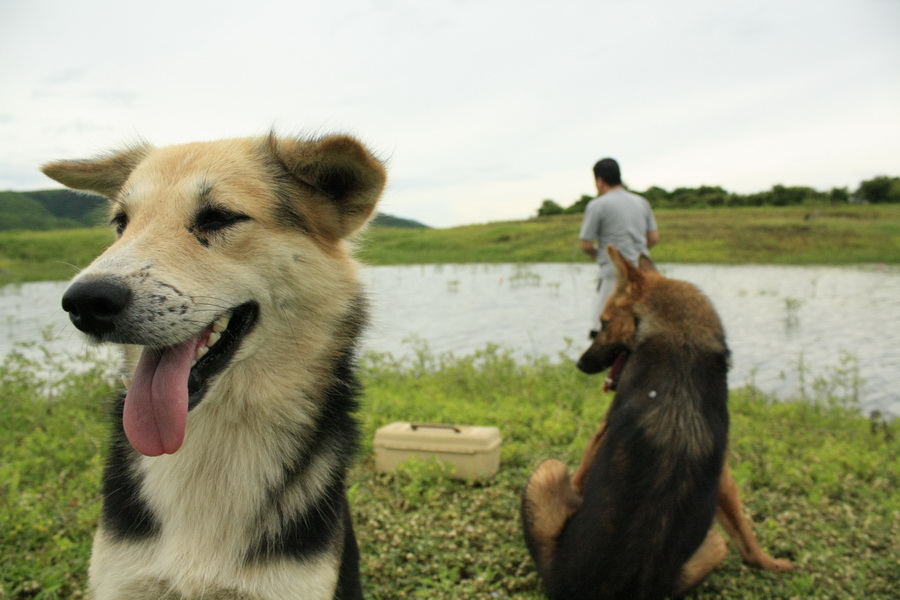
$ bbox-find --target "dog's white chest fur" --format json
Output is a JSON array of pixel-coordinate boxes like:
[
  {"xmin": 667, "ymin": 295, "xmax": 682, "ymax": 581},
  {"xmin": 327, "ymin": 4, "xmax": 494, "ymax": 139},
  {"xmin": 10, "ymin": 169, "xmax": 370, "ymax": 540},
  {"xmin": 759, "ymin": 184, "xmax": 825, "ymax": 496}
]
[{"xmin": 89, "ymin": 399, "xmax": 339, "ymax": 599}]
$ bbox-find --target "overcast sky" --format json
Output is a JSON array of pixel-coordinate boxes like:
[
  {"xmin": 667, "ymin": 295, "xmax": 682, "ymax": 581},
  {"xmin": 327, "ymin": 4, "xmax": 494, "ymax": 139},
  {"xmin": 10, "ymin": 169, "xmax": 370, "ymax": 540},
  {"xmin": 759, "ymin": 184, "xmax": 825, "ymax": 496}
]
[{"xmin": 1, "ymin": 0, "xmax": 898, "ymax": 228}]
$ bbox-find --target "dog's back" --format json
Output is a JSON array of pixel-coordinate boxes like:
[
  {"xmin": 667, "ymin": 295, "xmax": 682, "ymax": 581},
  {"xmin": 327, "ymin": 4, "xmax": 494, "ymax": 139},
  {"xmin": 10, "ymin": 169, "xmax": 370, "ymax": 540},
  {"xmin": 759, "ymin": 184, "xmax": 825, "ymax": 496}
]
[
  {"xmin": 553, "ymin": 332, "xmax": 729, "ymax": 598},
  {"xmin": 526, "ymin": 252, "xmax": 730, "ymax": 600}
]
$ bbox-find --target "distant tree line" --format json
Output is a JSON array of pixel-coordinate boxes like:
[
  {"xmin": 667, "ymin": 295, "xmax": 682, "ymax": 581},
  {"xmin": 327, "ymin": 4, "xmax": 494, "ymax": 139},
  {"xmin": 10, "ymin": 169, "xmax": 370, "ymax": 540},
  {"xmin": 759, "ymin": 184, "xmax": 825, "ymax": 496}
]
[{"xmin": 536, "ymin": 175, "xmax": 900, "ymax": 216}]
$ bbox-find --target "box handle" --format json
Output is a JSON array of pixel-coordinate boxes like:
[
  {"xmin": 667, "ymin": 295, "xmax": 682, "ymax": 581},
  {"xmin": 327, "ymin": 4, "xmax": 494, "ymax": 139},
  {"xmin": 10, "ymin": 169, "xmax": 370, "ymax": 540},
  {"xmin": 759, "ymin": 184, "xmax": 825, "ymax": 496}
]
[{"xmin": 410, "ymin": 423, "xmax": 461, "ymax": 433}]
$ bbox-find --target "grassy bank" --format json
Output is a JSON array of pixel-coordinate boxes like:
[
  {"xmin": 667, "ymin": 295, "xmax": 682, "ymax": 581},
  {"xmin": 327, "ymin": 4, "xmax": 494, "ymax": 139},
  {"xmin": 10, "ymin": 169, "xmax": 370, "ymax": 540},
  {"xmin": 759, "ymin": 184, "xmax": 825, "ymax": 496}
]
[
  {"xmin": 358, "ymin": 204, "xmax": 900, "ymax": 266},
  {"xmin": 2, "ymin": 205, "xmax": 899, "ymax": 285},
  {"xmin": 2, "ymin": 345, "xmax": 898, "ymax": 599},
  {"xmin": 0, "ymin": 229, "xmax": 114, "ymax": 285}
]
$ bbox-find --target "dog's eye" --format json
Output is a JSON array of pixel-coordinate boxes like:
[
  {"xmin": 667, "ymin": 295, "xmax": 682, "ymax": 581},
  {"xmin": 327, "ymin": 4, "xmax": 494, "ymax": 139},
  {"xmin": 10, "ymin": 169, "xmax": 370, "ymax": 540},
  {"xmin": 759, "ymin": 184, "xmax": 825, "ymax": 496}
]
[
  {"xmin": 194, "ymin": 207, "xmax": 250, "ymax": 234},
  {"xmin": 111, "ymin": 212, "xmax": 128, "ymax": 236}
]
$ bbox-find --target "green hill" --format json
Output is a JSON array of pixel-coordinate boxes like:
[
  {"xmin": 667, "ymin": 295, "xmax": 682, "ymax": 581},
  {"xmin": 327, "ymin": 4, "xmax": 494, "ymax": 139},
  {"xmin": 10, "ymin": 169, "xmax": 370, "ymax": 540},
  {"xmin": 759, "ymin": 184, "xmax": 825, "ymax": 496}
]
[
  {"xmin": 21, "ymin": 189, "xmax": 108, "ymax": 226},
  {"xmin": 371, "ymin": 213, "xmax": 429, "ymax": 229},
  {"xmin": 0, "ymin": 190, "xmax": 105, "ymax": 231},
  {"xmin": 0, "ymin": 189, "xmax": 427, "ymax": 232}
]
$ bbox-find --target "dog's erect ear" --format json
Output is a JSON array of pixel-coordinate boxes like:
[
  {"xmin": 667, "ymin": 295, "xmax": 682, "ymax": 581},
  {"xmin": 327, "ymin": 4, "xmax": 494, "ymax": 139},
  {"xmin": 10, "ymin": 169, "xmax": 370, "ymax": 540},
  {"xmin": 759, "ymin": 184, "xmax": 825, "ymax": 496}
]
[
  {"xmin": 607, "ymin": 244, "xmax": 645, "ymax": 294},
  {"xmin": 607, "ymin": 245, "xmax": 642, "ymax": 282},
  {"xmin": 637, "ymin": 254, "xmax": 657, "ymax": 273},
  {"xmin": 268, "ymin": 134, "xmax": 386, "ymax": 238},
  {"xmin": 608, "ymin": 245, "xmax": 628, "ymax": 281},
  {"xmin": 41, "ymin": 145, "xmax": 151, "ymax": 199}
]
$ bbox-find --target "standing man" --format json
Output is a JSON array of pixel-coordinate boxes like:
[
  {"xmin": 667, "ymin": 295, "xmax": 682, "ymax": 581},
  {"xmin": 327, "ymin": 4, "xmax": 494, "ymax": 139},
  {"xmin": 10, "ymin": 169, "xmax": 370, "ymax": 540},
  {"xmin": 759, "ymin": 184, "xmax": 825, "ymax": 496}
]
[{"xmin": 579, "ymin": 158, "xmax": 659, "ymax": 338}]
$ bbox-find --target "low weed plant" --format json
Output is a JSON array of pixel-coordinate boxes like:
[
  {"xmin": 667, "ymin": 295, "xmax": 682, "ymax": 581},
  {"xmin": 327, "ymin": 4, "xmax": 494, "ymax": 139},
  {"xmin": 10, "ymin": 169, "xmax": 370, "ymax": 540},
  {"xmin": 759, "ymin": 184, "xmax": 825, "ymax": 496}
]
[{"xmin": 1, "ymin": 348, "xmax": 114, "ymax": 598}]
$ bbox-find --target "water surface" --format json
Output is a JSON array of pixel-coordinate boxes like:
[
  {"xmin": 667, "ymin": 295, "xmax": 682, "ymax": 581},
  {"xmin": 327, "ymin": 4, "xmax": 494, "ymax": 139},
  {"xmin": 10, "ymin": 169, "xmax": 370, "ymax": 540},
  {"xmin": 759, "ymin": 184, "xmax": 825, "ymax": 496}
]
[{"xmin": 3, "ymin": 263, "xmax": 898, "ymax": 417}]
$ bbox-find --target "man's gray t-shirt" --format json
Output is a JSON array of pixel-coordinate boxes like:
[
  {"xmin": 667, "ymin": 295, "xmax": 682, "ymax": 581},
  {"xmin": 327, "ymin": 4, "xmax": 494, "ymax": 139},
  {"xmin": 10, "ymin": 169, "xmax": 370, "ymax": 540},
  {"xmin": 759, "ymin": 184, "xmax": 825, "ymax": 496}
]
[{"xmin": 579, "ymin": 188, "xmax": 657, "ymax": 278}]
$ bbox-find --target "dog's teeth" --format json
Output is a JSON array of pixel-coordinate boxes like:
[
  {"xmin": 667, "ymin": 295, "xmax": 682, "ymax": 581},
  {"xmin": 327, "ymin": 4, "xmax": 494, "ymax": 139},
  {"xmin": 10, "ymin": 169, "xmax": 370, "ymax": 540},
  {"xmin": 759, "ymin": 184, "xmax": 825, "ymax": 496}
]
[
  {"xmin": 121, "ymin": 376, "xmax": 132, "ymax": 389},
  {"xmin": 195, "ymin": 346, "xmax": 209, "ymax": 362},
  {"xmin": 212, "ymin": 316, "xmax": 230, "ymax": 333},
  {"xmin": 207, "ymin": 331, "xmax": 222, "ymax": 348}
]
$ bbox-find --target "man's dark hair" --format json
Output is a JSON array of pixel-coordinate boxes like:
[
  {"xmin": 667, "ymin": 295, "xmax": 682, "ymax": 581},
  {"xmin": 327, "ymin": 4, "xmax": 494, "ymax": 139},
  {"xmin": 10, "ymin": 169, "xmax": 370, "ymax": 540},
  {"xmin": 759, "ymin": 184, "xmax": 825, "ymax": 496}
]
[{"xmin": 593, "ymin": 158, "xmax": 622, "ymax": 186}]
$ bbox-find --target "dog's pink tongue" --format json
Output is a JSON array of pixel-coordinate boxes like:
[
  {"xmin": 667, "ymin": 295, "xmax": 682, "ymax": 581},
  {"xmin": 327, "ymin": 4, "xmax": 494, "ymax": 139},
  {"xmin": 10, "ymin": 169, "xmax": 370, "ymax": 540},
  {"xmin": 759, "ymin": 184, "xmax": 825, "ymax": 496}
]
[
  {"xmin": 123, "ymin": 335, "xmax": 200, "ymax": 456},
  {"xmin": 604, "ymin": 352, "xmax": 629, "ymax": 393}
]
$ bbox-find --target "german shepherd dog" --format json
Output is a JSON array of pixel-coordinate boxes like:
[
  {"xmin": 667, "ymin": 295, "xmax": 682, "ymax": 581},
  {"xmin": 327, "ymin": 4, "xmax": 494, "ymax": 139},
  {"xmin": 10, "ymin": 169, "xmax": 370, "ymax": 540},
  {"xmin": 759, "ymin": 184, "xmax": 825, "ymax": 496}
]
[
  {"xmin": 42, "ymin": 133, "xmax": 386, "ymax": 599},
  {"xmin": 521, "ymin": 246, "xmax": 792, "ymax": 600}
]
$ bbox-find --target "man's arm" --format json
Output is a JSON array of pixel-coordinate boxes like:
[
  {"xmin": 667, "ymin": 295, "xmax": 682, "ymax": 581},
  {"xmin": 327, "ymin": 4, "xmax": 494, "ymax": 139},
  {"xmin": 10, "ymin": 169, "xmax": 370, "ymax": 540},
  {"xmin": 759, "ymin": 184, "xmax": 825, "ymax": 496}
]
[
  {"xmin": 579, "ymin": 201, "xmax": 600, "ymax": 260},
  {"xmin": 647, "ymin": 230, "xmax": 660, "ymax": 249}
]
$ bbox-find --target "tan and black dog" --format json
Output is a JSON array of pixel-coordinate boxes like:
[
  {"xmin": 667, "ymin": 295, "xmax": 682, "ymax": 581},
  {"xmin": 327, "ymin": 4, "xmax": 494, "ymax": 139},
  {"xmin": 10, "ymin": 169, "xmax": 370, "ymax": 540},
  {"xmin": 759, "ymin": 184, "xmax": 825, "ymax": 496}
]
[
  {"xmin": 43, "ymin": 133, "xmax": 386, "ymax": 599},
  {"xmin": 521, "ymin": 246, "xmax": 792, "ymax": 600}
]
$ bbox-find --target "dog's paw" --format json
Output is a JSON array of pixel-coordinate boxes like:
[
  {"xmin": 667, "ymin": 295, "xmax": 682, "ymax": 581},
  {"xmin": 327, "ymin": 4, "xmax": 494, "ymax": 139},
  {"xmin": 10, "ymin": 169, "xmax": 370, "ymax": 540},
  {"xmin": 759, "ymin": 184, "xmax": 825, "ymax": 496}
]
[
  {"xmin": 746, "ymin": 553, "xmax": 795, "ymax": 573},
  {"xmin": 766, "ymin": 557, "xmax": 795, "ymax": 573}
]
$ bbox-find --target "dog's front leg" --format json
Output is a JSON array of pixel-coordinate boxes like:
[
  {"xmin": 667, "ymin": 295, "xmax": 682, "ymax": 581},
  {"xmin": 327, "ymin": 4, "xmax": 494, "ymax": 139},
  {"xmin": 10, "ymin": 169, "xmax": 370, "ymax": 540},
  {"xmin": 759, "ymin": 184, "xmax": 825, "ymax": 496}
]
[
  {"xmin": 570, "ymin": 418, "xmax": 609, "ymax": 496},
  {"xmin": 716, "ymin": 463, "xmax": 794, "ymax": 572}
]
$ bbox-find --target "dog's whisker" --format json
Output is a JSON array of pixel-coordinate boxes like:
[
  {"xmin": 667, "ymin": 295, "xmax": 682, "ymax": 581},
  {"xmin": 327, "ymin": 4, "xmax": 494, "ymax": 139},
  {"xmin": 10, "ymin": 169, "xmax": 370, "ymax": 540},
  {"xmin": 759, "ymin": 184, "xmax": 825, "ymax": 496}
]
[
  {"xmin": 277, "ymin": 305, "xmax": 305, "ymax": 355},
  {"xmin": 52, "ymin": 260, "xmax": 84, "ymax": 274}
]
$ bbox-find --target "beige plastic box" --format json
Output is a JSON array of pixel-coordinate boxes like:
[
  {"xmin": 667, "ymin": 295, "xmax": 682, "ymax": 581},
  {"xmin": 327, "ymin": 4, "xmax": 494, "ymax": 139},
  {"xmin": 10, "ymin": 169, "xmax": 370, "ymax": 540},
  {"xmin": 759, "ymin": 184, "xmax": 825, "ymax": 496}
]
[{"xmin": 373, "ymin": 422, "xmax": 501, "ymax": 480}]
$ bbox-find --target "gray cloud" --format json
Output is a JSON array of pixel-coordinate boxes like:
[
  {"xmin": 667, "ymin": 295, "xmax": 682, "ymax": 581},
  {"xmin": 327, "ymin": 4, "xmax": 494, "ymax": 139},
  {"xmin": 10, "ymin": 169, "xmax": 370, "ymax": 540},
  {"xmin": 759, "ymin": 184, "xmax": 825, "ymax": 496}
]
[{"xmin": 1, "ymin": 0, "xmax": 898, "ymax": 226}]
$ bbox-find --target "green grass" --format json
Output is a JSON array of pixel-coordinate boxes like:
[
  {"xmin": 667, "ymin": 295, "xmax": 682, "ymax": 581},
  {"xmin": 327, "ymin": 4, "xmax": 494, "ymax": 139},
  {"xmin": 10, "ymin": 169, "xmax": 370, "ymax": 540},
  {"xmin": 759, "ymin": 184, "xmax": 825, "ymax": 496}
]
[
  {"xmin": 0, "ymin": 229, "xmax": 114, "ymax": 285},
  {"xmin": 1, "ymin": 346, "xmax": 113, "ymax": 598},
  {"xmin": 357, "ymin": 204, "xmax": 900, "ymax": 267},
  {"xmin": 2, "ymin": 344, "xmax": 898, "ymax": 599},
  {"xmin": 2, "ymin": 205, "xmax": 898, "ymax": 285},
  {"xmin": 650, "ymin": 205, "xmax": 900, "ymax": 265}
]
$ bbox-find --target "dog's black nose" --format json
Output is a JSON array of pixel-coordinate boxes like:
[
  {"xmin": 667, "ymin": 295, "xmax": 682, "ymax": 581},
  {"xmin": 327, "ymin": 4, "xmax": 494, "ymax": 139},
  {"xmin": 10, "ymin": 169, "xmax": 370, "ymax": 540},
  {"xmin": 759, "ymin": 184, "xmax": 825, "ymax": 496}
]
[
  {"xmin": 576, "ymin": 356, "xmax": 597, "ymax": 374},
  {"xmin": 62, "ymin": 278, "xmax": 132, "ymax": 336}
]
